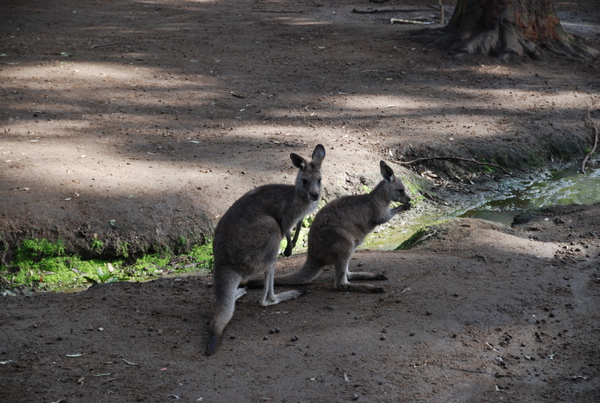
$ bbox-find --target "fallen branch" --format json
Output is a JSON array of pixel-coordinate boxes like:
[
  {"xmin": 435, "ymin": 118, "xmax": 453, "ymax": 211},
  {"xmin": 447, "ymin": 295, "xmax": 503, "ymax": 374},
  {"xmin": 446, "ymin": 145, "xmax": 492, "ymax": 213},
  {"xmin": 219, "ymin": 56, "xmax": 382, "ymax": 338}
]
[
  {"xmin": 390, "ymin": 18, "xmax": 437, "ymax": 25},
  {"xmin": 392, "ymin": 156, "xmax": 510, "ymax": 175},
  {"xmin": 581, "ymin": 110, "xmax": 598, "ymax": 174}
]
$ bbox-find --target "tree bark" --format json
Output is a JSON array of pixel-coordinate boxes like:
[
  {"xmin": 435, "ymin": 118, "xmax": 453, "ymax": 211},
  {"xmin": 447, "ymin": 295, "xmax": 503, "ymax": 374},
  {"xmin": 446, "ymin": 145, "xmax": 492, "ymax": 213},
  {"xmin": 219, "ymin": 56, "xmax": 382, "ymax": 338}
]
[{"xmin": 439, "ymin": 0, "xmax": 598, "ymax": 60}]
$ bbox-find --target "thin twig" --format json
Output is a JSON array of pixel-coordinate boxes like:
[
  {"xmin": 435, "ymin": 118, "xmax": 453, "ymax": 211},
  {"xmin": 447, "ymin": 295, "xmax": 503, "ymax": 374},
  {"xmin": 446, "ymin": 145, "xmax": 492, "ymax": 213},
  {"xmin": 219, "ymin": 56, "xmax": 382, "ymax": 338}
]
[
  {"xmin": 89, "ymin": 42, "xmax": 119, "ymax": 50},
  {"xmin": 581, "ymin": 110, "xmax": 598, "ymax": 174},
  {"xmin": 392, "ymin": 156, "xmax": 510, "ymax": 174}
]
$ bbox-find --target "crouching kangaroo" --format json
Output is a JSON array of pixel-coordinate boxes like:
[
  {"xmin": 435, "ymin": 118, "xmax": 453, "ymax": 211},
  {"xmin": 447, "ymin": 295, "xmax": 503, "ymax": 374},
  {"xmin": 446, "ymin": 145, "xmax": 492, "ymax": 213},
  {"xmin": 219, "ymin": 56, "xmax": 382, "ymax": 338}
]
[
  {"xmin": 206, "ymin": 144, "xmax": 326, "ymax": 356},
  {"xmin": 249, "ymin": 161, "xmax": 411, "ymax": 293}
]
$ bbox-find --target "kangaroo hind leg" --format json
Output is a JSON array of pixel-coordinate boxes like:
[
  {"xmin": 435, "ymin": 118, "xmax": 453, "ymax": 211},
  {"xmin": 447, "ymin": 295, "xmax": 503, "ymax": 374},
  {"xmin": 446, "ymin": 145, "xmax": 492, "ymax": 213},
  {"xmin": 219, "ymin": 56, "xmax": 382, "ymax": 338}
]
[
  {"xmin": 334, "ymin": 258, "xmax": 385, "ymax": 293},
  {"xmin": 259, "ymin": 263, "xmax": 307, "ymax": 306}
]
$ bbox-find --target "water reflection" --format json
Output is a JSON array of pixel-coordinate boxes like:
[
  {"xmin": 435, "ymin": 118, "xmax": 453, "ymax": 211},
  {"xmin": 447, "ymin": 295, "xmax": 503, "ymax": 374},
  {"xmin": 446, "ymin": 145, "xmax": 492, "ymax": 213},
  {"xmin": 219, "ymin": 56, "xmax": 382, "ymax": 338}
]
[{"xmin": 462, "ymin": 161, "xmax": 600, "ymax": 224}]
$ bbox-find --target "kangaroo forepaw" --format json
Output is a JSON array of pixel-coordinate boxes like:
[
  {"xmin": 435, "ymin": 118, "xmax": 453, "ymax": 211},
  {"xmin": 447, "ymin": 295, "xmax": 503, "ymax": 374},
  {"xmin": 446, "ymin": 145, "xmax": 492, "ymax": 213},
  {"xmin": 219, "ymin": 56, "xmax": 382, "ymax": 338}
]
[
  {"xmin": 283, "ymin": 246, "xmax": 293, "ymax": 257},
  {"xmin": 373, "ymin": 273, "xmax": 388, "ymax": 281}
]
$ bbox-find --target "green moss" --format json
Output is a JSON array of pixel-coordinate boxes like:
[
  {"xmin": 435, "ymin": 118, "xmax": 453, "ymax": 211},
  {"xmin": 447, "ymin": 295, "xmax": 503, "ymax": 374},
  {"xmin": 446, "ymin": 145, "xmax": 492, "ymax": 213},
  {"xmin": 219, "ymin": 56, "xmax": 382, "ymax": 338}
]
[
  {"xmin": 400, "ymin": 174, "xmax": 427, "ymax": 207},
  {"xmin": 9, "ymin": 254, "xmax": 117, "ymax": 290},
  {"xmin": 1, "ymin": 237, "xmax": 215, "ymax": 292},
  {"xmin": 188, "ymin": 241, "xmax": 214, "ymax": 272},
  {"xmin": 16, "ymin": 238, "xmax": 66, "ymax": 261},
  {"xmin": 90, "ymin": 238, "xmax": 104, "ymax": 252},
  {"xmin": 118, "ymin": 242, "xmax": 130, "ymax": 258},
  {"xmin": 476, "ymin": 158, "xmax": 500, "ymax": 174}
]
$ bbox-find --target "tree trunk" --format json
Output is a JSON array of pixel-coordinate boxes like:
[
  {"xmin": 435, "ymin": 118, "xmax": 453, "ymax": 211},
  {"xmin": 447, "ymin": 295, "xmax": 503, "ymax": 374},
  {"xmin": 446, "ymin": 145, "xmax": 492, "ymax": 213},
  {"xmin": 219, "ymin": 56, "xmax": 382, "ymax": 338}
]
[{"xmin": 439, "ymin": 0, "xmax": 598, "ymax": 60}]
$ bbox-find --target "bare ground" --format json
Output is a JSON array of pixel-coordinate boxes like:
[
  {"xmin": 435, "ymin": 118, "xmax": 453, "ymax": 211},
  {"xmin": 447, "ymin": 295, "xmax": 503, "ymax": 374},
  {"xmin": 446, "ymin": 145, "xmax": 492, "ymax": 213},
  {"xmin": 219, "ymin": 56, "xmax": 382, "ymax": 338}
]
[{"xmin": 1, "ymin": 0, "xmax": 600, "ymax": 401}]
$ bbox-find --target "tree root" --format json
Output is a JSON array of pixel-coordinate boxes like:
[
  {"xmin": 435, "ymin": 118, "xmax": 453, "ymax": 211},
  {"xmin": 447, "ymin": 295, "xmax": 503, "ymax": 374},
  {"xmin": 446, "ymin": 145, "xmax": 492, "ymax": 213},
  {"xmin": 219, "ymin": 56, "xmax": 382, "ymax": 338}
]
[
  {"xmin": 426, "ymin": 26, "xmax": 600, "ymax": 62},
  {"xmin": 392, "ymin": 156, "xmax": 509, "ymax": 175}
]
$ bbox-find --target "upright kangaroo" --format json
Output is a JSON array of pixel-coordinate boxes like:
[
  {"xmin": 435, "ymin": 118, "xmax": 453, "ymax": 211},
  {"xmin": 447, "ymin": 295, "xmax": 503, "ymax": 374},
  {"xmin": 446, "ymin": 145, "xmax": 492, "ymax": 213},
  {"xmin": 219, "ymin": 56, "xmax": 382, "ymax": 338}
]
[
  {"xmin": 249, "ymin": 161, "xmax": 411, "ymax": 293},
  {"xmin": 206, "ymin": 144, "xmax": 326, "ymax": 356}
]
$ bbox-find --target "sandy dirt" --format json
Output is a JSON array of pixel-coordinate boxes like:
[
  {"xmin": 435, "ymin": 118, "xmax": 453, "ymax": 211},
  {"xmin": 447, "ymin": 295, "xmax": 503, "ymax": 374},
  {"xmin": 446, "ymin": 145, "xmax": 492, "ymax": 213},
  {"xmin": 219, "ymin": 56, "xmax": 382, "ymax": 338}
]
[{"xmin": 1, "ymin": 0, "xmax": 600, "ymax": 401}]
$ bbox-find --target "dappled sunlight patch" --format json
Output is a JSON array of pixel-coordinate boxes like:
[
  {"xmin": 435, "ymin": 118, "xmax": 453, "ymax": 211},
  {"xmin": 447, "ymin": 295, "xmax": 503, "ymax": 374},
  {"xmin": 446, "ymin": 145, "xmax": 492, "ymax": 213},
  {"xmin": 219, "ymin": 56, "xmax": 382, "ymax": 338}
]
[
  {"xmin": 463, "ymin": 228, "xmax": 558, "ymax": 260},
  {"xmin": 275, "ymin": 17, "xmax": 331, "ymax": 27},
  {"xmin": 1, "ymin": 61, "xmax": 220, "ymax": 113},
  {"xmin": 1, "ymin": 138, "xmax": 229, "ymax": 198},
  {"xmin": 400, "ymin": 218, "xmax": 560, "ymax": 261},
  {"xmin": 3, "ymin": 61, "xmax": 217, "ymax": 85}
]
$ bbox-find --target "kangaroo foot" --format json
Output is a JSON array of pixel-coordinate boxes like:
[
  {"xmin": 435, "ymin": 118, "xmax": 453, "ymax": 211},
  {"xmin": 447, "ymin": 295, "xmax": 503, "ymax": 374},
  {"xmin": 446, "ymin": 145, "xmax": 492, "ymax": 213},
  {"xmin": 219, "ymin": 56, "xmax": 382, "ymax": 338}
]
[{"xmin": 260, "ymin": 289, "xmax": 308, "ymax": 306}]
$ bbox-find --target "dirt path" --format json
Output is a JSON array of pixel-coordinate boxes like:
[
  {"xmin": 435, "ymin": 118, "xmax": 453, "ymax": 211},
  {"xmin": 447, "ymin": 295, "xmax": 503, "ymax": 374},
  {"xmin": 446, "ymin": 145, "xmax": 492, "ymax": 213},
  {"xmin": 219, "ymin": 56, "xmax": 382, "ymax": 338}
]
[
  {"xmin": 1, "ymin": 209, "xmax": 599, "ymax": 402},
  {"xmin": 1, "ymin": 0, "xmax": 600, "ymax": 401}
]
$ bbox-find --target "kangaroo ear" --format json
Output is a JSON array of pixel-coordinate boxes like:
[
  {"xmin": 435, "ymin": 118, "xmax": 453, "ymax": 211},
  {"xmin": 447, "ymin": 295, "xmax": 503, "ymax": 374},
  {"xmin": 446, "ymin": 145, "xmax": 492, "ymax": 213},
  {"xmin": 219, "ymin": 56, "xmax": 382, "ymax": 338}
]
[
  {"xmin": 290, "ymin": 153, "xmax": 307, "ymax": 170},
  {"xmin": 380, "ymin": 161, "xmax": 395, "ymax": 182},
  {"xmin": 311, "ymin": 144, "xmax": 326, "ymax": 164}
]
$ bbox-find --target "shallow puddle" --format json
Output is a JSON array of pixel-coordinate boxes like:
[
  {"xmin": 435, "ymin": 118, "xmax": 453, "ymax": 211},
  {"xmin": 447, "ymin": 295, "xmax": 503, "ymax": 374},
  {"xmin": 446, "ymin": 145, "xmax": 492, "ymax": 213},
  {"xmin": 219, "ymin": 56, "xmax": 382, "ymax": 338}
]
[
  {"xmin": 365, "ymin": 160, "xmax": 600, "ymax": 250},
  {"xmin": 461, "ymin": 161, "xmax": 600, "ymax": 225}
]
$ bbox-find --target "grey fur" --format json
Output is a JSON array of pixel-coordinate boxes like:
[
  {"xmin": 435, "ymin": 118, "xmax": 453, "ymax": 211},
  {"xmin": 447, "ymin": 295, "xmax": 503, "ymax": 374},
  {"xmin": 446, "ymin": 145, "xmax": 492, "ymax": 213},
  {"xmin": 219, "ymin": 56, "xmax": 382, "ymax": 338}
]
[
  {"xmin": 205, "ymin": 144, "xmax": 326, "ymax": 356},
  {"xmin": 250, "ymin": 161, "xmax": 411, "ymax": 293}
]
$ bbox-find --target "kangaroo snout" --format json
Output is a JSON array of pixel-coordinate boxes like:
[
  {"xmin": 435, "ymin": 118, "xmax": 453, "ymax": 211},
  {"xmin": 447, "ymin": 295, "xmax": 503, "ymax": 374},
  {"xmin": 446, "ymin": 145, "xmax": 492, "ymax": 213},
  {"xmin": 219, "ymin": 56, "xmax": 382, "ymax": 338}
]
[{"xmin": 404, "ymin": 193, "xmax": 412, "ymax": 208}]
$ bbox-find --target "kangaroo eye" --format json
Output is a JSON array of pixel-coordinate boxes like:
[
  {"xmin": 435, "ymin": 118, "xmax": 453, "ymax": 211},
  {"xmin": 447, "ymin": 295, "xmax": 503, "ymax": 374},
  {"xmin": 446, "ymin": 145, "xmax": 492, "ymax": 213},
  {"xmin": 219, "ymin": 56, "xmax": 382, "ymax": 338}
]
[{"xmin": 302, "ymin": 179, "xmax": 309, "ymax": 185}]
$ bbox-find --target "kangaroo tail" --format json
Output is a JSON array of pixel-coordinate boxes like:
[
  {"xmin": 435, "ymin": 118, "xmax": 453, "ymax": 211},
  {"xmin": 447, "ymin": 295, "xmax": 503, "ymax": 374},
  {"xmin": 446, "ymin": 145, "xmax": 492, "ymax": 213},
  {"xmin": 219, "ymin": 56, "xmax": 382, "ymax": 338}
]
[
  {"xmin": 244, "ymin": 256, "xmax": 324, "ymax": 289},
  {"xmin": 273, "ymin": 256, "xmax": 324, "ymax": 285},
  {"xmin": 206, "ymin": 266, "xmax": 243, "ymax": 356}
]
